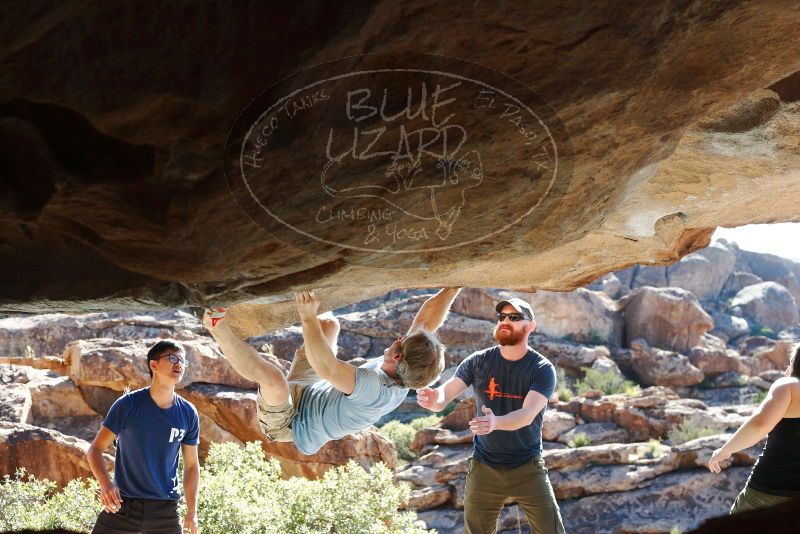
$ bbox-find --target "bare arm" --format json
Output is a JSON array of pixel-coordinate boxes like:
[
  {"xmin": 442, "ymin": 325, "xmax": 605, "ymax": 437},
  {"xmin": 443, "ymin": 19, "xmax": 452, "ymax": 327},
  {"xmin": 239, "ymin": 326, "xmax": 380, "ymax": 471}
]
[
  {"xmin": 182, "ymin": 444, "xmax": 200, "ymax": 534},
  {"xmin": 708, "ymin": 378, "xmax": 793, "ymax": 472},
  {"xmin": 86, "ymin": 426, "xmax": 122, "ymax": 513},
  {"xmin": 417, "ymin": 376, "xmax": 468, "ymax": 412},
  {"xmin": 297, "ymin": 290, "xmax": 357, "ymax": 394},
  {"xmin": 408, "ymin": 288, "xmax": 462, "ymax": 334},
  {"xmin": 470, "ymin": 390, "xmax": 549, "ymax": 435}
]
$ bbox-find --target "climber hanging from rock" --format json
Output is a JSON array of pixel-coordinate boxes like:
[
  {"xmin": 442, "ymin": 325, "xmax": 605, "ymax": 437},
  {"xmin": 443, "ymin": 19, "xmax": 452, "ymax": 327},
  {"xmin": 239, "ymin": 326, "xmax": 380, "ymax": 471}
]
[{"xmin": 202, "ymin": 287, "xmax": 460, "ymax": 455}]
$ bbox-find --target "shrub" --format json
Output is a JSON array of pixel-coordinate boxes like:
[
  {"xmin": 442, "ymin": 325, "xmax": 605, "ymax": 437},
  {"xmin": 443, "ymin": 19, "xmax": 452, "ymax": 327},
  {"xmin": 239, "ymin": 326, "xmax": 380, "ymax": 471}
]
[
  {"xmin": 379, "ymin": 421, "xmax": 418, "ymax": 463},
  {"xmin": 750, "ymin": 324, "xmax": 777, "ymax": 339},
  {"xmin": 0, "ymin": 469, "xmax": 100, "ymax": 532},
  {"xmin": 639, "ymin": 439, "xmax": 668, "ymax": 459},
  {"xmin": 379, "ymin": 415, "xmax": 442, "ymax": 463},
  {"xmin": 574, "ymin": 368, "xmax": 640, "ymax": 397},
  {"xmin": 1, "ymin": 444, "xmax": 430, "ymax": 534},
  {"xmin": 567, "ymin": 432, "xmax": 591, "ymax": 448},
  {"xmin": 752, "ymin": 390, "xmax": 768, "ymax": 405},
  {"xmin": 668, "ymin": 420, "xmax": 718, "ymax": 445},
  {"xmin": 555, "ymin": 367, "xmax": 574, "ymax": 402},
  {"xmin": 196, "ymin": 442, "xmax": 427, "ymax": 533},
  {"xmin": 409, "ymin": 415, "xmax": 442, "ymax": 431}
]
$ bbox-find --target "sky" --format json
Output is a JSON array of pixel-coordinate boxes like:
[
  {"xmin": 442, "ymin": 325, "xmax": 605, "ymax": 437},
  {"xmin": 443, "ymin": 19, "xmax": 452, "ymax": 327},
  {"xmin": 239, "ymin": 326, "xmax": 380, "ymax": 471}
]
[{"xmin": 712, "ymin": 222, "xmax": 800, "ymax": 262}]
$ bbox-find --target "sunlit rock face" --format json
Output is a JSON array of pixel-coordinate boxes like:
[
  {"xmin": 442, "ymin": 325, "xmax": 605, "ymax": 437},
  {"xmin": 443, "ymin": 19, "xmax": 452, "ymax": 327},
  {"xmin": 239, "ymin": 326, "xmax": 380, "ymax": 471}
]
[{"xmin": 1, "ymin": 2, "xmax": 800, "ymax": 335}]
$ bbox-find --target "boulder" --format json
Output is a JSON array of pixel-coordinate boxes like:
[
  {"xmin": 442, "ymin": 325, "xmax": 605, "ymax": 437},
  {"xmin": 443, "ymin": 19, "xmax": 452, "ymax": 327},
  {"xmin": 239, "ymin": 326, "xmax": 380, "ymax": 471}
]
[
  {"xmin": 416, "ymin": 509, "xmax": 463, "ymax": 534},
  {"xmin": 526, "ymin": 288, "xmax": 623, "ymax": 346},
  {"xmin": 0, "ymin": 310, "xmax": 204, "ymax": 358},
  {"xmin": 542, "ymin": 410, "xmax": 577, "ymax": 441},
  {"xmin": 630, "ymin": 265, "xmax": 669, "ymax": 289},
  {"xmin": 688, "ymin": 343, "xmax": 749, "ymax": 377},
  {"xmin": 533, "ymin": 337, "xmax": 610, "ymax": 371},
  {"xmin": 630, "ymin": 339, "xmax": 705, "ymax": 387},
  {"xmin": 543, "ymin": 442, "xmax": 642, "ymax": 471},
  {"xmin": 777, "ymin": 325, "xmax": 800, "ymax": 341},
  {"xmin": 729, "ymin": 282, "xmax": 799, "ymax": 333},
  {"xmin": 759, "ymin": 370, "xmax": 786, "ymax": 383},
  {"xmin": 557, "ymin": 422, "xmax": 629, "ymax": 446},
  {"xmin": 440, "ymin": 396, "xmax": 476, "ymax": 431},
  {"xmin": 404, "ymin": 484, "xmax": 452, "ymax": 511},
  {"xmin": 0, "ymin": 383, "xmax": 31, "ymax": 423},
  {"xmin": 27, "ymin": 373, "xmax": 103, "ymax": 441},
  {"xmin": 587, "ymin": 273, "xmax": 627, "ymax": 299},
  {"xmin": 550, "ymin": 460, "xmax": 677, "ymax": 499},
  {"xmin": 248, "ymin": 325, "xmax": 373, "ymax": 362},
  {"xmin": 452, "ymin": 288, "xmax": 520, "ymax": 322},
  {"xmin": 65, "ymin": 336, "xmax": 259, "ymax": 392},
  {"xmin": 709, "ymin": 311, "xmax": 750, "ymax": 342},
  {"xmin": 671, "ymin": 434, "xmax": 766, "ymax": 469},
  {"xmin": 622, "ymin": 287, "xmax": 713, "ymax": 353},
  {"xmin": 395, "ymin": 464, "xmax": 440, "ymax": 487},
  {"xmin": 559, "ymin": 468, "xmax": 750, "ymax": 534},
  {"xmin": 667, "ymin": 242, "xmax": 736, "ymax": 301},
  {"xmin": 721, "ymin": 271, "xmax": 764, "ymax": 298},
  {"xmin": 0, "ymin": 421, "xmax": 113, "ymax": 488},
  {"xmin": 591, "ymin": 357, "xmax": 623, "ymax": 378},
  {"xmin": 705, "ymin": 371, "xmax": 748, "ymax": 388},
  {"xmin": 197, "ymin": 412, "xmax": 243, "ymax": 460}
]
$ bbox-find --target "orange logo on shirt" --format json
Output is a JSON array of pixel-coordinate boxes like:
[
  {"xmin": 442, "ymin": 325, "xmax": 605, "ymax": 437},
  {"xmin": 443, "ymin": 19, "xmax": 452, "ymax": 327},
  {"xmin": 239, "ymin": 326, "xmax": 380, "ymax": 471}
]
[{"xmin": 484, "ymin": 377, "xmax": 524, "ymax": 400}]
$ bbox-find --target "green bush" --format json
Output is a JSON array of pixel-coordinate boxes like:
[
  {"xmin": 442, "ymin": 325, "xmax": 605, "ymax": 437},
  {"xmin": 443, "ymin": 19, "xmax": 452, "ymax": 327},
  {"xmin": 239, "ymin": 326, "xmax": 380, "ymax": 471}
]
[
  {"xmin": 668, "ymin": 420, "xmax": 718, "ymax": 445},
  {"xmin": 379, "ymin": 415, "xmax": 442, "ymax": 463},
  {"xmin": 567, "ymin": 432, "xmax": 591, "ymax": 448},
  {"xmin": 750, "ymin": 324, "xmax": 777, "ymax": 339},
  {"xmin": 1, "ymin": 444, "xmax": 430, "ymax": 534},
  {"xmin": 555, "ymin": 367, "xmax": 574, "ymax": 402},
  {"xmin": 752, "ymin": 390, "xmax": 768, "ymax": 405},
  {"xmin": 0, "ymin": 469, "xmax": 100, "ymax": 532},
  {"xmin": 574, "ymin": 368, "xmax": 640, "ymax": 397},
  {"xmin": 379, "ymin": 421, "xmax": 418, "ymax": 463},
  {"xmin": 639, "ymin": 439, "xmax": 668, "ymax": 459}
]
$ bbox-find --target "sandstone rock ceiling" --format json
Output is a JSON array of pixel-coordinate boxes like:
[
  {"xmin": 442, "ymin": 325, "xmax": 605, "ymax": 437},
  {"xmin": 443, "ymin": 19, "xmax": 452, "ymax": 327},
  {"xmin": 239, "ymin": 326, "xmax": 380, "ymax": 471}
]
[{"xmin": 1, "ymin": 2, "xmax": 799, "ymax": 336}]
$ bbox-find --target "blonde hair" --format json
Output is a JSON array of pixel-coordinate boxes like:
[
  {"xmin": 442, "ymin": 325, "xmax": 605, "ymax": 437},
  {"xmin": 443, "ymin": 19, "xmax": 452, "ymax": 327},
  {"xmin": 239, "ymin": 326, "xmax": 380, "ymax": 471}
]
[{"xmin": 396, "ymin": 331, "xmax": 446, "ymax": 388}]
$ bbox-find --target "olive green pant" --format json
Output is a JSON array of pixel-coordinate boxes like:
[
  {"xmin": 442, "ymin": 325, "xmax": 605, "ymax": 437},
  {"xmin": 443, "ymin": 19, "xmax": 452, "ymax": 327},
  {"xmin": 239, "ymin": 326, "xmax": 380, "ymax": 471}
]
[
  {"xmin": 464, "ymin": 458, "xmax": 566, "ymax": 534},
  {"xmin": 730, "ymin": 485, "xmax": 795, "ymax": 514}
]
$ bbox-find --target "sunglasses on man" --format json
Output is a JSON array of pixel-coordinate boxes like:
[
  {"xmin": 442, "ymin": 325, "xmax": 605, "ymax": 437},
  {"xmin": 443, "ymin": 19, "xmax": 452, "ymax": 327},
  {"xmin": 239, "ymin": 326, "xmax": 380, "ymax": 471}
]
[
  {"xmin": 155, "ymin": 353, "xmax": 189, "ymax": 367},
  {"xmin": 496, "ymin": 312, "xmax": 528, "ymax": 322}
]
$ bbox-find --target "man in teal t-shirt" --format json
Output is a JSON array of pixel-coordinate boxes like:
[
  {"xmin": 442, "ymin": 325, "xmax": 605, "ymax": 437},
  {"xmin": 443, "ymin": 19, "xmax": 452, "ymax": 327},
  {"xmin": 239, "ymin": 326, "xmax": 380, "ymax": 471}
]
[{"xmin": 204, "ymin": 288, "xmax": 460, "ymax": 455}]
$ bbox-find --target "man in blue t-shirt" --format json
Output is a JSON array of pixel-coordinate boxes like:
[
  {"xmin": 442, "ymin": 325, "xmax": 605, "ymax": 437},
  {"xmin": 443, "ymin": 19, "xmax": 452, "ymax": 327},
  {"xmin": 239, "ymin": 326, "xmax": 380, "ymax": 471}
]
[
  {"xmin": 417, "ymin": 297, "xmax": 565, "ymax": 534},
  {"xmin": 85, "ymin": 339, "xmax": 200, "ymax": 534},
  {"xmin": 203, "ymin": 288, "xmax": 460, "ymax": 455}
]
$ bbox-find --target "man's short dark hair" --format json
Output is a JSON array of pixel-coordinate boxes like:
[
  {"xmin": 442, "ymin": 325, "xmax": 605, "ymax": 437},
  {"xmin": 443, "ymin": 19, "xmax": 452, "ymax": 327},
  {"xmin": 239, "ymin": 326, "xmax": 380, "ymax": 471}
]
[{"xmin": 146, "ymin": 339, "xmax": 185, "ymax": 378}]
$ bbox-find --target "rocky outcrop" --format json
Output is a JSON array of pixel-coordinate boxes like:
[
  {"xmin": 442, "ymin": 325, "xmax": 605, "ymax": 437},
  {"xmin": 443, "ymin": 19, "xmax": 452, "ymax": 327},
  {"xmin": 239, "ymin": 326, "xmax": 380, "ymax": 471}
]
[
  {"xmin": 622, "ymin": 287, "xmax": 714, "ymax": 353},
  {"xmin": 65, "ymin": 336, "xmax": 259, "ymax": 391},
  {"xmin": 2, "ymin": 3, "xmax": 800, "ymax": 324},
  {"xmin": 559, "ymin": 468, "xmax": 750, "ymax": 534},
  {"xmin": 527, "ymin": 289, "xmax": 623, "ymax": 346},
  {"xmin": 728, "ymin": 282, "xmax": 799, "ymax": 332},
  {"xmin": 0, "ymin": 421, "xmax": 113, "ymax": 488},
  {"xmin": 667, "ymin": 243, "xmax": 736, "ymax": 302},
  {"xmin": 630, "ymin": 339, "xmax": 705, "ymax": 387},
  {"xmin": 0, "ymin": 311, "xmax": 205, "ymax": 358}
]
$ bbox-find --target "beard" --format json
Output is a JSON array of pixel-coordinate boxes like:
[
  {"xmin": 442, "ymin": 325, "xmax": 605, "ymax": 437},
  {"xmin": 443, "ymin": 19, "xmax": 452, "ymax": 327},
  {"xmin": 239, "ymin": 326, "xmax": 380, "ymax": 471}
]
[{"xmin": 493, "ymin": 324, "xmax": 524, "ymax": 346}]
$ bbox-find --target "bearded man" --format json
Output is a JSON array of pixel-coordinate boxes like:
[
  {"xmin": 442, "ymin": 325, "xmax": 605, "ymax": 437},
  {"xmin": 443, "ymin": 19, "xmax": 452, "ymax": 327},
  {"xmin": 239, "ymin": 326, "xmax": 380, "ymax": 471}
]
[{"xmin": 417, "ymin": 297, "xmax": 565, "ymax": 534}]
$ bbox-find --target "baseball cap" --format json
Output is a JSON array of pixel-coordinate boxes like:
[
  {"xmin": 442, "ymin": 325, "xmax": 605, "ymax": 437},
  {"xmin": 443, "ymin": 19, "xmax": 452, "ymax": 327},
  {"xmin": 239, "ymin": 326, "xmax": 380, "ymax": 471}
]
[{"xmin": 495, "ymin": 297, "xmax": 535, "ymax": 321}]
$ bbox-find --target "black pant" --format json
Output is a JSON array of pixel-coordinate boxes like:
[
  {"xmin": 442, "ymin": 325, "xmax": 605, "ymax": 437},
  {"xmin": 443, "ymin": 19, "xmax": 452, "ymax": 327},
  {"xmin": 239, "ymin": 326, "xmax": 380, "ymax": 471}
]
[{"xmin": 91, "ymin": 498, "xmax": 182, "ymax": 534}]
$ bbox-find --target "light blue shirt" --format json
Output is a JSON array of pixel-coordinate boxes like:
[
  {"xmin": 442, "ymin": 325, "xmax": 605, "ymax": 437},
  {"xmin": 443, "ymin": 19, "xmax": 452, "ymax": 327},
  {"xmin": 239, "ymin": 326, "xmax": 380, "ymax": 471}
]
[{"xmin": 292, "ymin": 357, "xmax": 409, "ymax": 455}]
